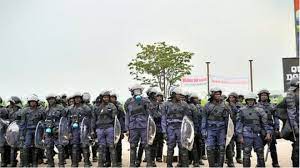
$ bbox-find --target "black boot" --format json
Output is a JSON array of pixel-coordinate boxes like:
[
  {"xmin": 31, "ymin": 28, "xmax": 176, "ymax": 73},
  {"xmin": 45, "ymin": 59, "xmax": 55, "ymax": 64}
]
[
  {"xmin": 98, "ymin": 146, "xmax": 104, "ymax": 167},
  {"xmin": 83, "ymin": 147, "xmax": 90, "ymax": 167},
  {"xmin": 180, "ymin": 148, "xmax": 189, "ymax": 167},
  {"xmin": 130, "ymin": 145, "xmax": 137, "ymax": 167},
  {"xmin": 8, "ymin": 148, "xmax": 17, "ymax": 167},
  {"xmin": 58, "ymin": 145, "xmax": 65, "ymax": 167},
  {"xmin": 207, "ymin": 149, "xmax": 216, "ymax": 167},
  {"xmin": 145, "ymin": 146, "xmax": 153, "ymax": 167},
  {"xmin": 109, "ymin": 145, "xmax": 117, "ymax": 167},
  {"xmin": 217, "ymin": 146, "xmax": 225, "ymax": 167},
  {"xmin": 243, "ymin": 157, "xmax": 251, "ymax": 167},
  {"xmin": 271, "ymin": 149, "xmax": 280, "ymax": 167},
  {"xmin": 136, "ymin": 144, "xmax": 144, "ymax": 167},
  {"xmin": 166, "ymin": 149, "xmax": 173, "ymax": 168},
  {"xmin": 46, "ymin": 147, "xmax": 55, "ymax": 167},
  {"xmin": 21, "ymin": 148, "xmax": 28, "ymax": 167},
  {"xmin": 192, "ymin": 147, "xmax": 200, "ymax": 167},
  {"xmin": 71, "ymin": 145, "xmax": 79, "ymax": 167},
  {"xmin": 256, "ymin": 149, "xmax": 265, "ymax": 167},
  {"xmin": 236, "ymin": 142, "xmax": 242, "ymax": 164},
  {"xmin": 0, "ymin": 151, "xmax": 6, "ymax": 167},
  {"xmin": 32, "ymin": 148, "xmax": 39, "ymax": 167}
]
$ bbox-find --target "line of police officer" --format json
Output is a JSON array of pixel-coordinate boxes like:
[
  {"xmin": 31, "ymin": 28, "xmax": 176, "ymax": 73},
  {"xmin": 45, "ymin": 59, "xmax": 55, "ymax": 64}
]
[{"xmin": 0, "ymin": 77, "xmax": 298, "ymax": 167}]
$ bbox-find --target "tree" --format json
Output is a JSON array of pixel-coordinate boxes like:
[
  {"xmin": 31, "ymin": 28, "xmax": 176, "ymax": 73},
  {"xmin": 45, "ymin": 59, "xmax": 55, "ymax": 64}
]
[{"xmin": 128, "ymin": 42, "xmax": 194, "ymax": 97}]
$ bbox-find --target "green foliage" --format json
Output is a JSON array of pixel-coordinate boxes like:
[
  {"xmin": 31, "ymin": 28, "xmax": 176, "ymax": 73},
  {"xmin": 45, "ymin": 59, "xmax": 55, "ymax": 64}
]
[{"xmin": 128, "ymin": 42, "xmax": 194, "ymax": 97}]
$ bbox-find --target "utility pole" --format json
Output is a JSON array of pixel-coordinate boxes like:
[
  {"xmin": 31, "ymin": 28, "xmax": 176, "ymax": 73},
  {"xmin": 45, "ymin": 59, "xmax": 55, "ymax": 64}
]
[
  {"xmin": 206, "ymin": 62, "xmax": 210, "ymax": 96},
  {"xmin": 249, "ymin": 60, "xmax": 253, "ymax": 92}
]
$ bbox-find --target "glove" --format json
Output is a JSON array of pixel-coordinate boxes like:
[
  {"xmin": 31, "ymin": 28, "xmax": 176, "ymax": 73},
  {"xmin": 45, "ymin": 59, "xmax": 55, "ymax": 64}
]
[
  {"xmin": 264, "ymin": 133, "xmax": 272, "ymax": 142},
  {"xmin": 91, "ymin": 131, "xmax": 96, "ymax": 139},
  {"xmin": 239, "ymin": 137, "xmax": 244, "ymax": 144},
  {"xmin": 163, "ymin": 133, "xmax": 168, "ymax": 141},
  {"xmin": 201, "ymin": 131, "xmax": 207, "ymax": 139},
  {"xmin": 120, "ymin": 133, "xmax": 124, "ymax": 139},
  {"xmin": 125, "ymin": 131, "xmax": 129, "ymax": 137}
]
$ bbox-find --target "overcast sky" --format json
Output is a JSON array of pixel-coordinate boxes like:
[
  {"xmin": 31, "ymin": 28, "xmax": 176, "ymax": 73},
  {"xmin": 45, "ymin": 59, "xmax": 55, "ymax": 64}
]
[{"xmin": 0, "ymin": 0, "xmax": 297, "ymax": 101}]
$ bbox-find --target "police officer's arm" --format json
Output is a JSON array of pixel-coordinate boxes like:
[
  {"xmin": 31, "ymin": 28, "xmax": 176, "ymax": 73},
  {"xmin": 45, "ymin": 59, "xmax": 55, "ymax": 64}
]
[
  {"xmin": 272, "ymin": 105, "xmax": 280, "ymax": 131},
  {"xmin": 191, "ymin": 105, "xmax": 199, "ymax": 134},
  {"xmin": 161, "ymin": 102, "xmax": 167, "ymax": 134},
  {"xmin": 117, "ymin": 103, "xmax": 126, "ymax": 133},
  {"xmin": 91, "ymin": 107, "xmax": 97, "ymax": 132},
  {"xmin": 201, "ymin": 104, "xmax": 208, "ymax": 137},
  {"xmin": 124, "ymin": 99, "xmax": 130, "ymax": 132},
  {"xmin": 235, "ymin": 109, "xmax": 243, "ymax": 141},
  {"xmin": 111, "ymin": 103, "xmax": 118, "ymax": 118}
]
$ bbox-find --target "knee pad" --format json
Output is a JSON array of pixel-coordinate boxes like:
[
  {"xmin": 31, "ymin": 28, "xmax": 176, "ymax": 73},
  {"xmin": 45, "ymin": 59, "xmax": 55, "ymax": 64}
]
[
  {"xmin": 218, "ymin": 146, "xmax": 225, "ymax": 153},
  {"xmin": 243, "ymin": 147, "xmax": 251, "ymax": 157}
]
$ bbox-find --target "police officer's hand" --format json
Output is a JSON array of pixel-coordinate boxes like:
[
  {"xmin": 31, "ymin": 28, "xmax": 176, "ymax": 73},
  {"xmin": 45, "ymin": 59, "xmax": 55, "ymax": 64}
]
[
  {"xmin": 91, "ymin": 131, "xmax": 96, "ymax": 139},
  {"xmin": 125, "ymin": 131, "xmax": 129, "ymax": 137},
  {"xmin": 201, "ymin": 131, "xmax": 207, "ymax": 139},
  {"xmin": 163, "ymin": 133, "xmax": 168, "ymax": 141},
  {"xmin": 239, "ymin": 137, "xmax": 244, "ymax": 144},
  {"xmin": 294, "ymin": 126, "xmax": 299, "ymax": 135},
  {"xmin": 265, "ymin": 133, "xmax": 272, "ymax": 141}
]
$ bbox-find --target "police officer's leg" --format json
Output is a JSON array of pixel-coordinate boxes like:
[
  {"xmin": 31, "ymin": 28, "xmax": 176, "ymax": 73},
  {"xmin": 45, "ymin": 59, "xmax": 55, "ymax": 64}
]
[
  {"xmin": 71, "ymin": 144, "xmax": 79, "ymax": 167},
  {"xmin": 192, "ymin": 134, "xmax": 200, "ymax": 167},
  {"xmin": 166, "ymin": 127, "xmax": 176, "ymax": 167},
  {"xmin": 243, "ymin": 137, "xmax": 252, "ymax": 167},
  {"xmin": 92, "ymin": 143, "xmax": 98, "ymax": 162},
  {"xmin": 206, "ymin": 129, "xmax": 217, "ymax": 167},
  {"xmin": 57, "ymin": 145, "xmax": 65, "ymax": 167},
  {"xmin": 270, "ymin": 136, "xmax": 279, "ymax": 167},
  {"xmin": 8, "ymin": 147, "xmax": 17, "ymax": 167},
  {"xmin": 235, "ymin": 136, "xmax": 243, "ymax": 164},
  {"xmin": 96, "ymin": 128, "xmax": 105, "ymax": 167},
  {"xmin": 105, "ymin": 127, "xmax": 116, "ymax": 167},
  {"xmin": 150, "ymin": 135, "xmax": 158, "ymax": 166},
  {"xmin": 254, "ymin": 134, "xmax": 265, "ymax": 167},
  {"xmin": 216, "ymin": 128, "xmax": 226, "ymax": 167},
  {"xmin": 226, "ymin": 139, "xmax": 235, "ymax": 167},
  {"xmin": 291, "ymin": 137, "xmax": 299, "ymax": 167},
  {"xmin": 136, "ymin": 141, "xmax": 144, "ymax": 166},
  {"xmin": 201, "ymin": 138, "xmax": 207, "ymax": 160},
  {"xmin": 155, "ymin": 132, "xmax": 163, "ymax": 162},
  {"xmin": 129, "ymin": 129, "xmax": 139, "ymax": 167},
  {"xmin": 197, "ymin": 135, "xmax": 204, "ymax": 165},
  {"xmin": 82, "ymin": 144, "xmax": 90, "ymax": 167},
  {"xmin": 116, "ymin": 137, "xmax": 122, "ymax": 166},
  {"xmin": 177, "ymin": 128, "xmax": 188, "ymax": 167},
  {"xmin": 46, "ymin": 144, "xmax": 55, "ymax": 167},
  {"xmin": 0, "ymin": 146, "xmax": 5, "ymax": 167}
]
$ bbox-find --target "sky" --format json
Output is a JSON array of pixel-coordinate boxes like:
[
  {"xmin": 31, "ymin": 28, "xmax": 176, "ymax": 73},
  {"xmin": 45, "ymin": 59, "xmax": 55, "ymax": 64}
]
[{"xmin": 0, "ymin": 0, "xmax": 298, "ymax": 101}]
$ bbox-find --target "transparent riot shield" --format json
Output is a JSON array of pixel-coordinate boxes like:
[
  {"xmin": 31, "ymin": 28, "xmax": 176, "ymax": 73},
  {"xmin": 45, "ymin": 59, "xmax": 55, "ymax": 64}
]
[
  {"xmin": 34, "ymin": 121, "xmax": 45, "ymax": 149},
  {"xmin": 5, "ymin": 121, "xmax": 19, "ymax": 148},
  {"xmin": 114, "ymin": 116, "xmax": 121, "ymax": 145},
  {"xmin": 147, "ymin": 115, "xmax": 156, "ymax": 145},
  {"xmin": 225, "ymin": 116, "xmax": 234, "ymax": 147},
  {"xmin": 180, "ymin": 116, "xmax": 194, "ymax": 151},
  {"xmin": 80, "ymin": 117, "xmax": 91, "ymax": 145},
  {"xmin": 58, "ymin": 117, "xmax": 70, "ymax": 146}
]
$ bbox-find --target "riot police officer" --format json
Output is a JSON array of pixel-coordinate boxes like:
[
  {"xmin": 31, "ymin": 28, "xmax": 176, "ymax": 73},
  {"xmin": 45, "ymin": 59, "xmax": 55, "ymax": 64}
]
[
  {"xmin": 276, "ymin": 77, "xmax": 299, "ymax": 167},
  {"xmin": 161, "ymin": 87, "xmax": 190, "ymax": 167},
  {"xmin": 201, "ymin": 87, "xmax": 230, "ymax": 167},
  {"xmin": 257, "ymin": 89, "xmax": 280, "ymax": 167},
  {"xmin": 0, "ymin": 97, "xmax": 10, "ymax": 167},
  {"xmin": 124, "ymin": 84, "xmax": 152, "ymax": 167},
  {"xmin": 92, "ymin": 90, "xmax": 118, "ymax": 167},
  {"xmin": 189, "ymin": 92, "xmax": 205, "ymax": 166},
  {"xmin": 155, "ymin": 91, "xmax": 164, "ymax": 163},
  {"xmin": 20, "ymin": 94, "xmax": 45, "ymax": 167},
  {"xmin": 44, "ymin": 94, "xmax": 67, "ymax": 167},
  {"xmin": 68, "ymin": 92, "xmax": 92, "ymax": 167},
  {"xmin": 110, "ymin": 91, "xmax": 125, "ymax": 167},
  {"xmin": 236, "ymin": 92, "xmax": 272, "ymax": 167},
  {"xmin": 6, "ymin": 96, "xmax": 22, "ymax": 167},
  {"xmin": 225, "ymin": 92, "xmax": 240, "ymax": 167}
]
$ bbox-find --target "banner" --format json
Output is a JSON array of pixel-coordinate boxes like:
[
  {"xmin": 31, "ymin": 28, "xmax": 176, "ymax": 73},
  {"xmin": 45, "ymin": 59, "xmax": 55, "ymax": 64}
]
[
  {"xmin": 282, "ymin": 57, "xmax": 299, "ymax": 92},
  {"xmin": 211, "ymin": 75, "xmax": 248, "ymax": 85},
  {"xmin": 181, "ymin": 76, "xmax": 207, "ymax": 85}
]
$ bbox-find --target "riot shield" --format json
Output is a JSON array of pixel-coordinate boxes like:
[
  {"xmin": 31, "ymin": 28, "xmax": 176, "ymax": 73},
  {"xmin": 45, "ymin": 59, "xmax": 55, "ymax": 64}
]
[
  {"xmin": 147, "ymin": 115, "xmax": 156, "ymax": 145},
  {"xmin": 58, "ymin": 117, "xmax": 70, "ymax": 146},
  {"xmin": 34, "ymin": 121, "xmax": 44, "ymax": 149},
  {"xmin": 114, "ymin": 116, "xmax": 121, "ymax": 145},
  {"xmin": 5, "ymin": 121, "xmax": 19, "ymax": 148},
  {"xmin": 180, "ymin": 116, "xmax": 194, "ymax": 151},
  {"xmin": 80, "ymin": 117, "xmax": 91, "ymax": 145},
  {"xmin": 225, "ymin": 116, "xmax": 235, "ymax": 147}
]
